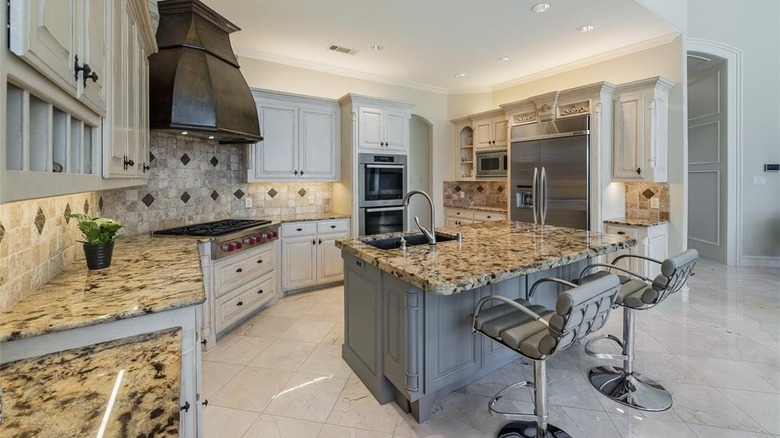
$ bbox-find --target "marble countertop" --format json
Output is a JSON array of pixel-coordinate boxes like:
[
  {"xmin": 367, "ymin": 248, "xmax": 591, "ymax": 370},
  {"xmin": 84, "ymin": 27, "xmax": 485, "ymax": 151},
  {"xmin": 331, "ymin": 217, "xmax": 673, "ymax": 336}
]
[
  {"xmin": 0, "ymin": 234, "xmax": 205, "ymax": 343},
  {"xmin": 336, "ymin": 221, "xmax": 636, "ymax": 295},
  {"xmin": 0, "ymin": 329, "xmax": 181, "ymax": 437},
  {"xmin": 604, "ymin": 217, "xmax": 669, "ymax": 227},
  {"xmin": 444, "ymin": 205, "xmax": 507, "ymax": 213}
]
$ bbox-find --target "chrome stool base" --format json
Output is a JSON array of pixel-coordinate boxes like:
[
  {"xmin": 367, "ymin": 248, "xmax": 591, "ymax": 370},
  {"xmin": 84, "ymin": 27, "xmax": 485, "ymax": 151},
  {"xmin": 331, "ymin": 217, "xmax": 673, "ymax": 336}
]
[
  {"xmin": 497, "ymin": 421, "xmax": 573, "ymax": 438},
  {"xmin": 589, "ymin": 366, "xmax": 672, "ymax": 412}
]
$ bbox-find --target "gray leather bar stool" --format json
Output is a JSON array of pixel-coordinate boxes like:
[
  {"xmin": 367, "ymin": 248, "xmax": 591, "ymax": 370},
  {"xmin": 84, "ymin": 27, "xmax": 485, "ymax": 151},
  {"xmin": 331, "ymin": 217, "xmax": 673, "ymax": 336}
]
[
  {"xmin": 579, "ymin": 249, "xmax": 699, "ymax": 412},
  {"xmin": 470, "ymin": 273, "xmax": 621, "ymax": 438}
]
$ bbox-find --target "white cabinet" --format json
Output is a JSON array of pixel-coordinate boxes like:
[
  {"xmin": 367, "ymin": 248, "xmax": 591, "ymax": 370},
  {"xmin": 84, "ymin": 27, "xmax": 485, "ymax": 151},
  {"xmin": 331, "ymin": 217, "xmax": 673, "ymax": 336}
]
[
  {"xmin": 248, "ymin": 90, "xmax": 339, "ymax": 182},
  {"xmin": 281, "ymin": 219, "xmax": 350, "ymax": 292},
  {"xmin": 473, "ymin": 113, "xmax": 508, "ymax": 149},
  {"xmin": 613, "ymin": 77, "xmax": 673, "ymax": 182},
  {"xmin": 605, "ymin": 223, "xmax": 668, "ymax": 279},
  {"xmin": 445, "ymin": 208, "xmax": 505, "ymax": 226},
  {"xmin": 357, "ymin": 107, "xmax": 409, "ymax": 152}
]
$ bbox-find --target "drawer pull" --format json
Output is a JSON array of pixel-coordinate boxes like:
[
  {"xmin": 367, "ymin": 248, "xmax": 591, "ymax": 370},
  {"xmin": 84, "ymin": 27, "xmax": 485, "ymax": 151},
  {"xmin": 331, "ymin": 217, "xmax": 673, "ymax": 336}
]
[
  {"xmin": 487, "ymin": 215, "xmax": 492, "ymax": 219},
  {"xmin": 257, "ymin": 259, "xmax": 263, "ymax": 264},
  {"xmin": 180, "ymin": 401, "xmax": 191, "ymax": 412},
  {"xmin": 356, "ymin": 260, "xmax": 362, "ymax": 267},
  {"xmin": 617, "ymin": 231, "xmax": 626, "ymax": 235},
  {"xmin": 296, "ymin": 227, "xmax": 303, "ymax": 231},
  {"xmin": 257, "ymin": 289, "xmax": 264, "ymax": 294},
  {"xmin": 330, "ymin": 225, "xmax": 336, "ymax": 228},
  {"xmin": 236, "ymin": 268, "xmax": 243, "ymax": 273},
  {"xmin": 236, "ymin": 301, "xmax": 244, "ymax": 306}
]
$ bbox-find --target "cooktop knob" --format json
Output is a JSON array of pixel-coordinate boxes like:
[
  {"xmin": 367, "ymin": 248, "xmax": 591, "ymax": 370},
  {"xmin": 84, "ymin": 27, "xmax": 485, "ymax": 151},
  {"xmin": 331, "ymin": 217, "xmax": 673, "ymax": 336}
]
[
  {"xmin": 243, "ymin": 237, "xmax": 255, "ymax": 245},
  {"xmin": 234, "ymin": 242, "xmax": 243, "ymax": 250}
]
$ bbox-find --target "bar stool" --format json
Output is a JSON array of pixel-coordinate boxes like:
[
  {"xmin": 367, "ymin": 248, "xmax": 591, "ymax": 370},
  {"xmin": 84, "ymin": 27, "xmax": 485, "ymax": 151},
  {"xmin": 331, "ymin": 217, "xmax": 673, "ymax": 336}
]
[
  {"xmin": 579, "ymin": 249, "xmax": 699, "ymax": 412},
  {"xmin": 470, "ymin": 273, "xmax": 621, "ymax": 438}
]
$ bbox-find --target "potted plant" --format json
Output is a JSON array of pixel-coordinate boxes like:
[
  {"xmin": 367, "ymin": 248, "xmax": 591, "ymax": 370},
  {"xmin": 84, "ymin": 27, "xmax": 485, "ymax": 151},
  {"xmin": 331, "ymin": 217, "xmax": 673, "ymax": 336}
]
[{"xmin": 69, "ymin": 214, "xmax": 124, "ymax": 270}]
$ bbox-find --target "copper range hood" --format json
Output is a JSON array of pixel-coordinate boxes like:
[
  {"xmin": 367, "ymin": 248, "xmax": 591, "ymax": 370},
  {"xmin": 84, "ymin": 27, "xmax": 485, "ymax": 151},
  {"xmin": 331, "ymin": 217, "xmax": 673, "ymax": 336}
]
[{"xmin": 149, "ymin": 0, "xmax": 262, "ymax": 144}]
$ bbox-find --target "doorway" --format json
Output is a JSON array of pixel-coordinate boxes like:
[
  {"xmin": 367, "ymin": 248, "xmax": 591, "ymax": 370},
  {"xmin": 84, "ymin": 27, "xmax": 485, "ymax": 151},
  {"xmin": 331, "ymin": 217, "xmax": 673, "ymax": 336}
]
[
  {"xmin": 407, "ymin": 115, "xmax": 433, "ymax": 230},
  {"xmin": 687, "ymin": 52, "xmax": 728, "ymax": 263}
]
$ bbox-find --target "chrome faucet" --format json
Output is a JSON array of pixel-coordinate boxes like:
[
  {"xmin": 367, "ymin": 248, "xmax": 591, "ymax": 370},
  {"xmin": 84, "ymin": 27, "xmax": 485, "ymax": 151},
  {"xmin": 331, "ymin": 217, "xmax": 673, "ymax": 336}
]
[{"xmin": 402, "ymin": 190, "xmax": 436, "ymax": 245}]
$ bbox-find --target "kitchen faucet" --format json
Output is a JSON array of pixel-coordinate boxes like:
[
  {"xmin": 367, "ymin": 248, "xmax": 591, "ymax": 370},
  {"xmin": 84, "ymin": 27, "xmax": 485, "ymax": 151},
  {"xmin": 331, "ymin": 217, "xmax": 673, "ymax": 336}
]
[{"xmin": 402, "ymin": 190, "xmax": 436, "ymax": 245}]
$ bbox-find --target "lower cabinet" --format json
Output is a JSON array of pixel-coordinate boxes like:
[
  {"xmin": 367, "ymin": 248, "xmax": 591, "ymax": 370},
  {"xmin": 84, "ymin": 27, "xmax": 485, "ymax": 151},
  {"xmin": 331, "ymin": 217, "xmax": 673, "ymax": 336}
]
[
  {"xmin": 281, "ymin": 219, "xmax": 350, "ymax": 292},
  {"xmin": 444, "ymin": 208, "xmax": 506, "ymax": 226},
  {"xmin": 605, "ymin": 223, "xmax": 668, "ymax": 279}
]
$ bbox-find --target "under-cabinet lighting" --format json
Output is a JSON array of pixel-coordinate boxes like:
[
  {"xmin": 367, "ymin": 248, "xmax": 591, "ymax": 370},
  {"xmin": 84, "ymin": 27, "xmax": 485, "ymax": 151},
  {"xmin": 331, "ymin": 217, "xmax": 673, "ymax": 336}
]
[{"xmin": 181, "ymin": 131, "xmax": 189, "ymax": 135}]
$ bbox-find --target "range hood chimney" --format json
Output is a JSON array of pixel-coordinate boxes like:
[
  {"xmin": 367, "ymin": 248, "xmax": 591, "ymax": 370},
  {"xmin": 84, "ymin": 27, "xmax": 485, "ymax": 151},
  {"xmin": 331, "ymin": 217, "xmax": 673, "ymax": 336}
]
[{"xmin": 149, "ymin": 0, "xmax": 262, "ymax": 144}]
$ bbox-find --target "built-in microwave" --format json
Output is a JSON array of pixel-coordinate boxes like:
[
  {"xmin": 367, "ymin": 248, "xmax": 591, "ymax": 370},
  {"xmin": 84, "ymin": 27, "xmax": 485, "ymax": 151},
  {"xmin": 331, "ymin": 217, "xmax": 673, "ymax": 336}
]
[{"xmin": 476, "ymin": 150, "xmax": 508, "ymax": 178}]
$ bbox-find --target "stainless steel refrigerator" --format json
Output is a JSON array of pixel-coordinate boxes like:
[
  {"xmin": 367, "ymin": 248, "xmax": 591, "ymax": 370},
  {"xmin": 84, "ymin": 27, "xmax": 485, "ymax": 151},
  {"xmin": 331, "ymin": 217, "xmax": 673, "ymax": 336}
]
[{"xmin": 510, "ymin": 115, "xmax": 590, "ymax": 230}]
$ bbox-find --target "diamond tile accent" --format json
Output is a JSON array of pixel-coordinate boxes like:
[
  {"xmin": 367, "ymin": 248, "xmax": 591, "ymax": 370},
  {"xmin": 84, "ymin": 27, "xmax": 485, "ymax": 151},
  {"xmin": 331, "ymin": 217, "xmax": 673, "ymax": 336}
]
[
  {"xmin": 476, "ymin": 185, "xmax": 484, "ymax": 192},
  {"xmin": 210, "ymin": 156, "xmax": 219, "ymax": 167},
  {"xmin": 180, "ymin": 153, "xmax": 191, "ymax": 166},
  {"xmin": 180, "ymin": 192, "xmax": 191, "ymax": 203},
  {"xmin": 642, "ymin": 189, "xmax": 655, "ymax": 199},
  {"xmin": 210, "ymin": 190, "xmax": 219, "ymax": 201},
  {"xmin": 141, "ymin": 193, "xmax": 155, "ymax": 207},
  {"xmin": 298, "ymin": 188, "xmax": 307, "ymax": 197},
  {"xmin": 454, "ymin": 185, "xmax": 462, "ymax": 192},
  {"xmin": 267, "ymin": 188, "xmax": 278, "ymax": 198},
  {"xmin": 149, "ymin": 151, "xmax": 156, "ymax": 162},
  {"xmin": 98, "ymin": 196, "xmax": 104, "ymax": 212},
  {"xmin": 497, "ymin": 185, "xmax": 504, "ymax": 193},
  {"xmin": 64, "ymin": 203, "xmax": 72, "ymax": 224},
  {"xmin": 0, "ymin": 223, "xmax": 5, "ymax": 245},
  {"xmin": 233, "ymin": 189, "xmax": 245, "ymax": 199},
  {"xmin": 34, "ymin": 208, "xmax": 46, "ymax": 235},
  {"xmin": 83, "ymin": 199, "xmax": 90, "ymax": 214}
]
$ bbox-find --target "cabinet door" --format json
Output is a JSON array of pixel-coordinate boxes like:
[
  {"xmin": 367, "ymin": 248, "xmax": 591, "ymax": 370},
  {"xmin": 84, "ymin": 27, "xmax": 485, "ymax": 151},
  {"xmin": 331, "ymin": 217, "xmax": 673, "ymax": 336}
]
[
  {"xmin": 9, "ymin": 0, "xmax": 78, "ymax": 97},
  {"xmin": 136, "ymin": 46, "xmax": 150, "ymax": 178},
  {"xmin": 358, "ymin": 107, "xmax": 384, "ymax": 150},
  {"xmin": 492, "ymin": 118, "xmax": 508, "ymax": 148},
  {"xmin": 613, "ymin": 94, "xmax": 645, "ymax": 180},
  {"xmin": 281, "ymin": 238, "xmax": 317, "ymax": 291},
  {"xmin": 255, "ymin": 103, "xmax": 299, "ymax": 179},
  {"xmin": 105, "ymin": 0, "xmax": 129, "ymax": 177},
  {"xmin": 384, "ymin": 110, "xmax": 407, "ymax": 152},
  {"xmin": 647, "ymin": 232, "xmax": 667, "ymax": 279},
  {"xmin": 299, "ymin": 107, "xmax": 337, "ymax": 180},
  {"xmin": 474, "ymin": 119, "xmax": 493, "ymax": 148},
  {"xmin": 317, "ymin": 235, "xmax": 346, "ymax": 284},
  {"xmin": 78, "ymin": 0, "xmax": 108, "ymax": 114},
  {"xmin": 605, "ymin": 225, "xmax": 641, "ymax": 274},
  {"xmin": 124, "ymin": 13, "xmax": 140, "ymax": 177}
]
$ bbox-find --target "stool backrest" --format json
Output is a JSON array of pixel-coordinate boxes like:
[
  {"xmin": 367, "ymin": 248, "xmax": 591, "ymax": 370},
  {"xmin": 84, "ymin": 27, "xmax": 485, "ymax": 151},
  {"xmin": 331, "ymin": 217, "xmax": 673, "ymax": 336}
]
[
  {"xmin": 540, "ymin": 273, "xmax": 620, "ymax": 356},
  {"xmin": 651, "ymin": 249, "xmax": 699, "ymax": 305}
]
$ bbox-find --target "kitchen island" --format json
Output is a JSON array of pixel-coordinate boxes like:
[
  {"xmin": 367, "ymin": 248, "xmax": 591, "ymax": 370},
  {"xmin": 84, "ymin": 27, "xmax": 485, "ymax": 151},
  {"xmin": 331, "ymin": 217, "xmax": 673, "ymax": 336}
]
[{"xmin": 335, "ymin": 221, "xmax": 636, "ymax": 422}]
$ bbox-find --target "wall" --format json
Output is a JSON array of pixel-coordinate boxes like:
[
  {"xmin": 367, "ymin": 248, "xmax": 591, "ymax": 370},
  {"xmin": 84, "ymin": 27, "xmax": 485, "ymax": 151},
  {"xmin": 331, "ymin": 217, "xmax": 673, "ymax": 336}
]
[
  {"xmin": 687, "ymin": 0, "xmax": 780, "ymax": 264},
  {"xmin": 625, "ymin": 183, "xmax": 670, "ymax": 222}
]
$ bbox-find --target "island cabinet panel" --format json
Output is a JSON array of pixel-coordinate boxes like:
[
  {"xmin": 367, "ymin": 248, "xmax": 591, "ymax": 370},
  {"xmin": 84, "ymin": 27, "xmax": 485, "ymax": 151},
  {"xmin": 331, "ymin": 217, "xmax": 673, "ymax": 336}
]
[
  {"xmin": 383, "ymin": 276, "xmax": 424, "ymax": 403},
  {"xmin": 342, "ymin": 255, "xmax": 394, "ymax": 404},
  {"xmin": 480, "ymin": 279, "xmax": 527, "ymax": 365}
]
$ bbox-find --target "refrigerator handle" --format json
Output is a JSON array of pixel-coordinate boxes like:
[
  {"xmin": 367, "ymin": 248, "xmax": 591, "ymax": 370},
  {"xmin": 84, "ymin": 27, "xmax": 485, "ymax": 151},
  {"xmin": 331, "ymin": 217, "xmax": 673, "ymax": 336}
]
[
  {"xmin": 532, "ymin": 167, "xmax": 538, "ymax": 224},
  {"xmin": 540, "ymin": 166, "xmax": 547, "ymax": 224}
]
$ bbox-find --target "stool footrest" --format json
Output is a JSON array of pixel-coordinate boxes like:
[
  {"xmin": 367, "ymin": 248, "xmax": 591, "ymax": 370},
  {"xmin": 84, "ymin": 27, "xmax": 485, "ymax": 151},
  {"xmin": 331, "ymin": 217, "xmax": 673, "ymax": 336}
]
[
  {"xmin": 584, "ymin": 334, "xmax": 626, "ymax": 361},
  {"xmin": 488, "ymin": 380, "xmax": 536, "ymax": 421}
]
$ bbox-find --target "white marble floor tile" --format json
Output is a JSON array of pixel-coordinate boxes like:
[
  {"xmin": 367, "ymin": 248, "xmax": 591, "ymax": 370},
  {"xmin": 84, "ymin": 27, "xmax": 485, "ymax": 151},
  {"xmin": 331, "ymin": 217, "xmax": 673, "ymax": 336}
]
[
  {"xmin": 546, "ymin": 367, "xmax": 605, "ymax": 411},
  {"xmin": 609, "ymin": 414, "xmax": 697, "ymax": 438},
  {"xmin": 237, "ymin": 314, "xmax": 300, "ymax": 340},
  {"xmin": 248, "ymin": 339, "xmax": 317, "ymax": 371},
  {"xmin": 319, "ymin": 424, "xmax": 393, "ymax": 438},
  {"xmin": 689, "ymin": 424, "xmax": 776, "ymax": 438},
  {"xmin": 203, "ymin": 405, "xmax": 259, "ymax": 438},
  {"xmin": 719, "ymin": 388, "xmax": 780, "ymax": 435},
  {"xmin": 303, "ymin": 302, "xmax": 345, "ymax": 322},
  {"xmin": 629, "ymin": 352, "xmax": 708, "ymax": 385},
  {"xmin": 299, "ymin": 343, "xmax": 354, "ymax": 378},
  {"xmin": 326, "ymin": 378, "xmax": 405, "ymax": 434},
  {"xmin": 644, "ymin": 328, "xmax": 730, "ymax": 359},
  {"xmin": 210, "ymin": 367, "xmax": 293, "ymax": 412},
  {"xmin": 202, "ymin": 335, "xmax": 273, "ymax": 365},
  {"xmin": 264, "ymin": 372, "xmax": 348, "ymax": 422},
  {"xmin": 662, "ymin": 381, "xmax": 765, "ymax": 432},
  {"xmin": 201, "ymin": 360, "xmax": 244, "ymax": 399},
  {"xmin": 393, "ymin": 393, "xmax": 506, "ymax": 438},
  {"xmin": 555, "ymin": 406, "xmax": 622, "ymax": 438},
  {"xmin": 677, "ymin": 355, "xmax": 780, "ymax": 393},
  {"xmin": 457, "ymin": 359, "xmax": 533, "ymax": 402},
  {"xmin": 241, "ymin": 414, "xmax": 323, "ymax": 438},
  {"xmin": 262, "ymin": 299, "xmax": 318, "ymax": 318},
  {"xmin": 321, "ymin": 321, "xmax": 345, "ymax": 346},
  {"xmin": 278, "ymin": 318, "xmax": 337, "ymax": 343}
]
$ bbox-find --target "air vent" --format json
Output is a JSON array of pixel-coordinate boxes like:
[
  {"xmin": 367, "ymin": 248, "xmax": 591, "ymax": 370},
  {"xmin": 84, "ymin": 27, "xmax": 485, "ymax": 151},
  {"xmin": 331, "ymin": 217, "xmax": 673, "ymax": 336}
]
[{"xmin": 329, "ymin": 45, "xmax": 357, "ymax": 55}]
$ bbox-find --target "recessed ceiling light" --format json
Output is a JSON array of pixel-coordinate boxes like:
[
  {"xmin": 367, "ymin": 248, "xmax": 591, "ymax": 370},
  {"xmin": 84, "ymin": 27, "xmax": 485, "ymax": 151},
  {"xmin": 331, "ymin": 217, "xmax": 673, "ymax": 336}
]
[
  {"xmin": 454, "ymin": 73, "xmax": 468, "ymax": 78},
  {"xmin": 181, "ymin": 131, "xmax": 188, "ymax": 135},
  {"xmin": 530, "ymin": 2, "xmax": 551, "ymax": 13},
  {"xmin": 497, "ymin": 56, "xmax": 511, "ymax": 63},
  {"xmin": 369, "ymin": 44, "xmax": 384, "ymax": 51},
  {"xmin": 575, "ymin": 24, "xmax": 595, "ymax": 33}
]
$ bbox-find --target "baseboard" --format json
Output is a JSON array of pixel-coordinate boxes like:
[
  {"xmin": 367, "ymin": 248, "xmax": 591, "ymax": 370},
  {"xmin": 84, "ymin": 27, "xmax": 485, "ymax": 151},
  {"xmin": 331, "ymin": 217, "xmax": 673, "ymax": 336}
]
[{"xmin": 739, "ymin": 256, "xmax": 780, "ymax": 268}]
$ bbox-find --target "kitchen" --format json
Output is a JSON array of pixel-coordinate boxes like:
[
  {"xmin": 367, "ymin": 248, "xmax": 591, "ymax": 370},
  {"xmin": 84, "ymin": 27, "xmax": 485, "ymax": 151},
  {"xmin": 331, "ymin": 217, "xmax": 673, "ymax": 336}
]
[{"xmin": 1, "ymin": 0, "xmax": 779, "ymax": 437}]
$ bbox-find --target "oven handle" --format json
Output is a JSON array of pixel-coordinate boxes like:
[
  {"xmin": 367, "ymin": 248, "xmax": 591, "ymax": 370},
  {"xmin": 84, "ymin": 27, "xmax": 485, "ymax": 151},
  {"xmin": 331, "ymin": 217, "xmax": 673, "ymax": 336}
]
[
  {"xmin": 366, "ymin": 164, "xmax": 405, "ymax": 169},
  {"xmin": 366, "ymin": 206, "xmax": 405, "ymax": 213}
]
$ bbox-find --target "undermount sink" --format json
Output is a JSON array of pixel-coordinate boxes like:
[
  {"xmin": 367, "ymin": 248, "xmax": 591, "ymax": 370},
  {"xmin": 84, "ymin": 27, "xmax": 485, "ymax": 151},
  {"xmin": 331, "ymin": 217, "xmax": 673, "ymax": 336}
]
[{"xmin": 362, "ymin": 233, "xmax": 457, "ymax": 250}]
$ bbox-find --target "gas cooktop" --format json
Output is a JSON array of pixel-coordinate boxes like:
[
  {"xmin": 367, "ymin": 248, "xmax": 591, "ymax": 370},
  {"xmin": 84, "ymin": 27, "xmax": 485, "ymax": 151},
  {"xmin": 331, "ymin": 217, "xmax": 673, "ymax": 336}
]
[{"xmin": 152, "ymin": 219, "xmax": 271, "ymax": 237}]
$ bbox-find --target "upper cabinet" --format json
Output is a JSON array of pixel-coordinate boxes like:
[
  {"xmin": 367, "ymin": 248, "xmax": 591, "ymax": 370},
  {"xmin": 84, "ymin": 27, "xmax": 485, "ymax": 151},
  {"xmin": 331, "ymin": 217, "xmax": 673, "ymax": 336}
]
[
  {"xmin": 450, "ymin": 108, "xmax": 507, "ymax": 181},
  {"xmin": 247, "ymin": 90, "xmax": 340, "ymax": 182},
  {"xmin": 339, "ymin": 94, "xmax": 414, "ymax": 155},
  {"xmin": 613, "ymin": 77, "xmax": 673, "ymax": 182},
  {"xmin": 472, "ymin": 110, "xmax": 508, "ymax": 149}
]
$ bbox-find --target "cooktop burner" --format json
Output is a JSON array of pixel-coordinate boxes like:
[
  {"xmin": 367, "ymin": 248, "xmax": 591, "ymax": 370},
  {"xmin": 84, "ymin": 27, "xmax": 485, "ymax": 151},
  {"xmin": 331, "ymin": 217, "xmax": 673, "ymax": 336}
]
[{"xmin": 152, "ymin": 219, "xmax": 271, "ymax": 237}]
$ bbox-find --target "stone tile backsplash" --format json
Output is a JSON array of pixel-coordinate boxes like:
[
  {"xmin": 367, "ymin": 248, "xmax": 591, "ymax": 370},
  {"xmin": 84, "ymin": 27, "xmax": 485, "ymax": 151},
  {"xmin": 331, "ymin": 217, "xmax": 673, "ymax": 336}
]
[
  {"xmin": 625, "ymin": 182, "xmax": 670, "ymax": 222},
  {"xmin": 442, "ymin": 181, "xmax": 507, "ymax": 209}
]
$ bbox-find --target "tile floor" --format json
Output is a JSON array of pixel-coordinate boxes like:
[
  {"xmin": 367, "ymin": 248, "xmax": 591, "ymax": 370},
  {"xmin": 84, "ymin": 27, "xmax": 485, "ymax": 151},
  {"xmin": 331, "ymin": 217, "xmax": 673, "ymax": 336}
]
[{"xmin": 202, "ymin": 259, "xmax": 780, "ymax": 437}]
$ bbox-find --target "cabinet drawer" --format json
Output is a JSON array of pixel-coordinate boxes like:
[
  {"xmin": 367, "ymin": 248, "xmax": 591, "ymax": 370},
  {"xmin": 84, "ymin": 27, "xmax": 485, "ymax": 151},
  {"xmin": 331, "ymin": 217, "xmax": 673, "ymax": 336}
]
[
  {"xmin": 318, "ymin": 219, "xmax": 349, "ymax": 235},
  {"xmin": 282, "ymin": 222, "xmax": 317, "ymax": 238},
  {"xmin": 214, "ymin": 245, "xmax": 275, "ymax": 296},
  {"xmin": 473, "ymin": 210, "xmax": 505, "ymax": 222},
  {"xmin": 605, "ymin": 225, "xmax": 639, "ymax": 239},
  {"xmin": 215, "ymin": 274, "xmax": 275, "ymax": 333},
  {"xmin": 445, "ymin": 208, "xmax": 474, "ymax": 220}
]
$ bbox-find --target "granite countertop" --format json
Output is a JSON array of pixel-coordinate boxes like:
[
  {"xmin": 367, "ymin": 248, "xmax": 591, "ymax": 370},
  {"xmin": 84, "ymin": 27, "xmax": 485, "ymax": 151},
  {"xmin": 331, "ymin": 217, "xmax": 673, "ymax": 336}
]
[
  {"xmin": 0, "ymin": 329, "xmax": 181, "ymax": 437},
  {"xmin": 0, "ymin": 234, "xmax": 206, "ymax": 343},
  {"xmin": 444, "ymin": 205, "xmax": 508, "ymax": 213},
  {"xmin": 336, "ymin": 221, "xmax": 636, "ymax": 295},
  {"xmin": 604, "ymin": 217, "xmax": 669, "ymax": 227},
  {"xmin": 270, "ymin": 212, "xmax": 351, "ymax": 223}
]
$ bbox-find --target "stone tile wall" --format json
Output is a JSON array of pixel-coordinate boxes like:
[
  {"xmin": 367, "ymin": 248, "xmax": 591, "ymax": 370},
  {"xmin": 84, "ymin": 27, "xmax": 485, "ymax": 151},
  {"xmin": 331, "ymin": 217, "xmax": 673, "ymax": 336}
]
[
  {"xmin": 442, "ymin": 181, "xmax": 507, "ymax": 209},
  {"xmin": 625, "ymin": 182, "xmax": 670, "ymax": 221},
  {"xmin": 0, "ymin": 192, "xmax": 99, "ymax": 311}
]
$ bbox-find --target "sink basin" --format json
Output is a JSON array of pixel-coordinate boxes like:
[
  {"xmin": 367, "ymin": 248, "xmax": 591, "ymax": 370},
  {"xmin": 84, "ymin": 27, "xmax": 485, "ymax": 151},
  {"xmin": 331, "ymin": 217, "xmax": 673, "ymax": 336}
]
[{"xmin": 363, "ymin": 233, "xmax": 457, "ymax": 250}]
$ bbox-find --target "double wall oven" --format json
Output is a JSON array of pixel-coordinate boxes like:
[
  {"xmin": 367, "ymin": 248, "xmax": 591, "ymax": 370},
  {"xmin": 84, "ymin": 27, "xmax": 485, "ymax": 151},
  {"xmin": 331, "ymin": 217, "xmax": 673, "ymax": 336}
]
[{"xmin": 358, "ymin": 153, "xmax": 407, "ymax": 235}]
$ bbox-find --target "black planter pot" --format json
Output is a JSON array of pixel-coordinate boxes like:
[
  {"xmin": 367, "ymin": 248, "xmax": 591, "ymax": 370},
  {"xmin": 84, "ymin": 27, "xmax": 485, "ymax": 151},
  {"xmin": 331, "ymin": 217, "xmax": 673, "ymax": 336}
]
[{"xmin": 83, "ymin": 242, "xmax": 115, "ymax": 270}]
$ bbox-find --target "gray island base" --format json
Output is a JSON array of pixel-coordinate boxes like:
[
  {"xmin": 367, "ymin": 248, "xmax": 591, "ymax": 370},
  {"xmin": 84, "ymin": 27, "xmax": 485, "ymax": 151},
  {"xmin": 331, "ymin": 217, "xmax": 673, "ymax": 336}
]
[{"xmin": 336, "ymin": 221, "xmax": 636, "ymax": 422}]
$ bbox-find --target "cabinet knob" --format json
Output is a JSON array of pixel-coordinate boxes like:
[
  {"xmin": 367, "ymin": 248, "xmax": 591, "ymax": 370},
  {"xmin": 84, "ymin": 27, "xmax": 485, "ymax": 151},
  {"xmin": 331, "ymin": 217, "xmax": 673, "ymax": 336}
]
[
  {"xmin": 312, "ymin": 238, "xmax": 317, "ymax": 245},
  {"xmin": 200, "ymin": 339, "xmax": 207, "ymax": 346},
  {"xmin": 330, "ymin": 225, "xmax": 336, "ymax": 229},
  {"xmin": 180, "ymin": 401, "xmax": 191, "ymax": 412},
  {"xmin": 617, "ymin": 231, "xmax": 626, "ymax": 235},
  {"xmin": 318, "ymin": 238, "xmax": 322, "ymax": 245},
  {"xmin": 256, "ymin": 259, "xmax": 263, "ymax": 264},
  {"xmin": 296, "ymin": 227, "xmax": 303, "ymax": 232},
  {"xmin": 142, "ymin": 163, "xmax": 150, "ymax": 172},
  {"xmin": 380, "ymin": 141, "xmax": 385, "ymax": 147},
  {"xmin": 236, "ymin": 301, "xmax": 244, "ymax": 306},
  {"xmin": 202, "ymin": 400, "xmax": 209, "ymax": 406},
  {"xmin": 236, "ymin": 268, "xmax": 243, "ymax": 273},
  {"xmin": 300, "ymin": 170, "xmax": 304, "ymax": 176},
  {"xmin": 74, "ymin": 55, "xmax": 99, "ymax": 86},
  {"xmin": 294, "ymin": 170, "xmax": 299, "ymax": 176},
  {"xmin": 636, "ymin": 167, "xmax": 642, "ymax": 175},
  {"xmin": 257, "ymin": 289, "xmax": 264, "ymax": 294}
]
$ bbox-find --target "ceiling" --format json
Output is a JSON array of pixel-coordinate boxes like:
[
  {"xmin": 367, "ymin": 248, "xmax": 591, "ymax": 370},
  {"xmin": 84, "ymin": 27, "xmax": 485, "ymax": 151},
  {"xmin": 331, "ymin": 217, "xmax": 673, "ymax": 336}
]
[{"xmin": 201, "ymin": 0, "xmax": 678, "ymax": 94}]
